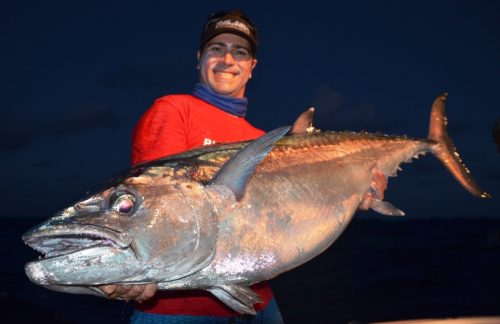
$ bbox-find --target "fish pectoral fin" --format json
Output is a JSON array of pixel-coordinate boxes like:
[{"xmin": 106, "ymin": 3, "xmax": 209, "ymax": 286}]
[
  {"xmin": 370, "ymin": 199, "xmax": 405, "ymax": 216},
  {"xmin": 207, "ymin": 284, "xmax": 262, "ymax": 315},
  {"xmin": 209, "ymin": 126, "xmax": 291, "ymax": 201}
]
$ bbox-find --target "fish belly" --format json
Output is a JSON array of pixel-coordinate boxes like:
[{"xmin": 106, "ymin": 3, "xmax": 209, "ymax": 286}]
[{"xmin": 205, "ymin": 157, "xmax": 373, "ymax": 283}]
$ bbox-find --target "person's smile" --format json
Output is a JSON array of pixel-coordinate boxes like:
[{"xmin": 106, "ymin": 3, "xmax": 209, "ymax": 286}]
[{"xmin": 213, "ymin": 69, "xmax": 239, "ymax": 80}]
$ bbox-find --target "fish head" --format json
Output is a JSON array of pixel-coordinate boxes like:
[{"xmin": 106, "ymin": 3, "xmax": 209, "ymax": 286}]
[{"xmin": 23, "ymin": 165, "xmax": 218, "ymax": 287}]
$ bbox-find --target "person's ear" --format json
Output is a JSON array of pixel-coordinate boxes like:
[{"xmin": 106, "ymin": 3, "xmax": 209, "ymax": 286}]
[{"xmin": 249, "ymin": 58, "xmax": 258, "ymax": 79}]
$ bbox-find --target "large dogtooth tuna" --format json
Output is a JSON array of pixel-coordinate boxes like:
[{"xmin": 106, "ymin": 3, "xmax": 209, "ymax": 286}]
[{"xmin": 23, "ymin": 93, "xmax": 489, "ymax": 314}]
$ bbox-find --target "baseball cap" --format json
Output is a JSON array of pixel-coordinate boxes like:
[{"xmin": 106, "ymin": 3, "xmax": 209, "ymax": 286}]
[{"xmin": 200, "ymin": 10, "xmax": 259, "ymax": 55}]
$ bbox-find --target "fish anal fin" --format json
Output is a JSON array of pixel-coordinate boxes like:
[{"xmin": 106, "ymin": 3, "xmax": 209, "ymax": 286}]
[
  {"xmin": 370, "ymin": 199, "xmax": 405, "ymax": 216},
  {"xmin": 208, "ymin": 284, "xmax": 262, "ymax": 315}
]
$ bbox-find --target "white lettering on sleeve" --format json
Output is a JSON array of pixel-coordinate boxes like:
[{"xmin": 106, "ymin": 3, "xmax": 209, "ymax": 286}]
[{"xmin": 203, "ymin": 138, "xmax": 216, "ymax": 146}]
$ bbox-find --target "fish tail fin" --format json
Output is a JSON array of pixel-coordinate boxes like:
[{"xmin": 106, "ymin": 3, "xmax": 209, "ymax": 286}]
[{"xmin": 428, "ymin": 93, "xmax": 490, "ymax": 198}]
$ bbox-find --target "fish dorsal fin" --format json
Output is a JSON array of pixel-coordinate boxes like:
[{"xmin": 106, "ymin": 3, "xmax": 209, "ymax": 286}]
[
  {"xmin": 208, "ymin": 284, "xmax": 262, "ymax": 315},
  {"xmin": 370, "ymin": 199, "xmax": 405, "ymax": 216},
  {"xmin": 291, "ymin": 107, "xmax": 316, "ymax": 134},
  {"xmin": 209, "ymin": 126, "xmax": 290, "ymax": 201}
]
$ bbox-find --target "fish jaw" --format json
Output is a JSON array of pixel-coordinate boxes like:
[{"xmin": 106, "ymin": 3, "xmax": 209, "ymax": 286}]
[
  {"xmin": 23, "ymin": 224, "xmax": 145, "ymax": 286},
  {"xmin": 24, "ymin": 245, "xmax": 140, "ymax": 286},
  {"xmin": 22, "ymin": 224, "xmax": 132, "ymax": 257}
]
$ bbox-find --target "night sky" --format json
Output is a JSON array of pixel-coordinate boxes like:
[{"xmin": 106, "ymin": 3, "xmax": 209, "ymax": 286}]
[{"xmin": 2, "ymin": 1, "xmax": 499, "ymax": 220}]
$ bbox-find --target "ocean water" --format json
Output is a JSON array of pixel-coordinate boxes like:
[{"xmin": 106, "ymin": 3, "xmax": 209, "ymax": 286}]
[{"xmin": 3, "ymin": 217, "xmax": 500, "ymax": 324}]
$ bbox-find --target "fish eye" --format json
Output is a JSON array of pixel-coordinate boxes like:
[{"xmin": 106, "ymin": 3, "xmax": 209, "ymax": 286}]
[{"xmin": 110, "ymin": 192, "xmax": 136, "ymax": 215}]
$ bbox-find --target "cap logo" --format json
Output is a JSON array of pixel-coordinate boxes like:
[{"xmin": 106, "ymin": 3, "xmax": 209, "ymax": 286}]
[{"xmin": 214, "ymin": 19, "xmax": 251, "ymax": 36}]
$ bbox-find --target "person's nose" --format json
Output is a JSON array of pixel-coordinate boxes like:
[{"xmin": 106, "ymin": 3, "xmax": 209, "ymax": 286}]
[{"xmin": 222, "ymin": 51, "xmax": 236, "ymax": 65}]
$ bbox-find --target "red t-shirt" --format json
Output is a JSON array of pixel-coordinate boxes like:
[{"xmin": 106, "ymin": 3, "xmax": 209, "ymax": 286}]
[
  {"xmin": 132, "ymin": 94, "xmax": 264, "ymax": 165},
  {"xmin": 131, "ymin": 94, "xmax": 274, "ymax": 316}
]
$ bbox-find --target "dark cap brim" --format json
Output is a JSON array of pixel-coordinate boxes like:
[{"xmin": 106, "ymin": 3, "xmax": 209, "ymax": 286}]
[{"xmin": 201, "ymin": 25, "xmax": 258, "ymax": 55}]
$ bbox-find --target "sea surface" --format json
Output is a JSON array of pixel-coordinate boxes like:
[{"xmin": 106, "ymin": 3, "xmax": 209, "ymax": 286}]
[{"xmin": 2, "ymin": 217, "xmax": 499, "ymax": 324}]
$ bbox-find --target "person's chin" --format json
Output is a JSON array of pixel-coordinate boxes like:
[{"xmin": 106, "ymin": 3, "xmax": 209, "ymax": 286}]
[{"xmin": 212, "ymin": 84, "xmax": 236, "ymax": 96}]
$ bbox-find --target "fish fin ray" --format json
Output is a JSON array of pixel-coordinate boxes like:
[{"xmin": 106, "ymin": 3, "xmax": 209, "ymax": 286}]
[
  {"xmin": 208, "ymin": 284, "xmax": 261, "ymax": 315},
  {"xmin": 209, "ymin": 126, "xmax": 291, "ymax": 200},
  {"xmin": 370, "ymin": 199, "xmax": 405, "ymax": 216}
]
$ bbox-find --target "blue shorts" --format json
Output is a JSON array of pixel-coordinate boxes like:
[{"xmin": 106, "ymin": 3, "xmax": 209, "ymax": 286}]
[{"xmin": 130, "ymin": 297, "xmax": 284, "ymax": 323}]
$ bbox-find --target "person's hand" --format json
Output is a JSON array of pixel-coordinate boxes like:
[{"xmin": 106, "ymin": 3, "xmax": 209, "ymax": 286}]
[
  {"xmin": 358, "ymin": 169, "xmax": 388, "ymax": 211},
  {"xmin": 98, "ymin": 283, "xmax": 157, "ymax": 302}
]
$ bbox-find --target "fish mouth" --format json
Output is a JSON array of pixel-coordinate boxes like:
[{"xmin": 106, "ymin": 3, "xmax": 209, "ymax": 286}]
[{"xmin": 23, "ymin": 224, "xmax": 133, "ymax": 259}]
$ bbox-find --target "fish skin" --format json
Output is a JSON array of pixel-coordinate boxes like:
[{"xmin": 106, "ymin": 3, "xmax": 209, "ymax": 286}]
[{"xmin": 23, "ymin": 93, "xmax": 489, "ymax": 314}]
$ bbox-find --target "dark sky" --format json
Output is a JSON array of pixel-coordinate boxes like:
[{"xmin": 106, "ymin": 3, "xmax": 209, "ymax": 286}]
[{"xmin": 2, "ymin": 1, "xmax": 499, "ymax": 220}]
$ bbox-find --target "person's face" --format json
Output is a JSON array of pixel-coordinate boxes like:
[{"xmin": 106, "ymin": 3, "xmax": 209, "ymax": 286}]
[{"xmin": 197, "ymin": 33, "xmax": 257, "ymax": 98}]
